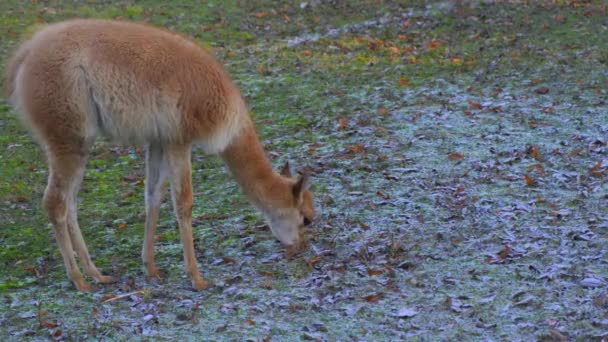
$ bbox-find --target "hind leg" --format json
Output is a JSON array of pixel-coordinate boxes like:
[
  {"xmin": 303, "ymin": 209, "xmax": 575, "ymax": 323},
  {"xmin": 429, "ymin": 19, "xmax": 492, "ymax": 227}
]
[
  {"xmin": 44, "ymin": 150, "xmax": 92, "ymax": 292},
  {"xmin": 65, "ymin": 143, "xmax": 114, "ymax": 285},
  {"xmin": 142, "ymin": 142, "xmax": 169, "ymax": 279}
]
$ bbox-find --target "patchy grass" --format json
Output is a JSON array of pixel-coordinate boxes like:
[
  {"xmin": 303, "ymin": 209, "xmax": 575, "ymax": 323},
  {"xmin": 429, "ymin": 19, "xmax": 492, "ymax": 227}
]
[{"xmin": 1, "ymin": 0, "xmax": 608, "ymax": 340}]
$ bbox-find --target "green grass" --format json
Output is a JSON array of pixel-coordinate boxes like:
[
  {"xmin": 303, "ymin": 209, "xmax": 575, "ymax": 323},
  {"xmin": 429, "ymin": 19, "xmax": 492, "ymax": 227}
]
[{"xmin": 2, "ymin": 0, "xmax": 608, "ymax": 340}]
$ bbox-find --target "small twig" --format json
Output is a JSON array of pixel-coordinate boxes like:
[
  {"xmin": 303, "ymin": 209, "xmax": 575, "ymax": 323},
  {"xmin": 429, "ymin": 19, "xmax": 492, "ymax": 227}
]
[{"xmin": 101, "ymin": 290, "xmax": 145, "ymax": 304}]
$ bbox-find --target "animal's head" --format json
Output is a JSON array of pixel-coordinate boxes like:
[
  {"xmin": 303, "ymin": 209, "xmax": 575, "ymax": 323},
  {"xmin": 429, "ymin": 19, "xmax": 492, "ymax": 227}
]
[{"xmin": 265, "ymin": 162, "xmax": 314, "ymax": 258}]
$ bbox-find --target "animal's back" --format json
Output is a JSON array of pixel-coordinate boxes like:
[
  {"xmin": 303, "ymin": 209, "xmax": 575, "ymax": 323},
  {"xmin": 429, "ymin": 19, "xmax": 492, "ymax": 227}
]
[{"xmin": 6, "ymin": 19, "xmax": 247, "ymax": 153}]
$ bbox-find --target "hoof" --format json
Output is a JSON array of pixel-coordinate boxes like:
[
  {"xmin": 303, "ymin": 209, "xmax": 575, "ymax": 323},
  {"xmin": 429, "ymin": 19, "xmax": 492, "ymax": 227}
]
[
  {"xmin": 146, "ymin": 266, "xmax": 163, "ymax": 279},
  {"xmin": 95, "ymin": 275, "xmax": 116, "ymax": 284},
  {"xmin": 192, "ymin": 277, "xmax": 212, "ymax": 291},
  {"xmin": 74, "ymin": 278, "xmax": 92, "ymax": 292}
]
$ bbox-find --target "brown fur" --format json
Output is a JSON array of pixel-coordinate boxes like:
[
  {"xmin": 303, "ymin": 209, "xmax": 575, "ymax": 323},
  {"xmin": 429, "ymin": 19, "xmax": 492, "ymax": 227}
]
[{"xmin": 5, "ymin": 19, "xmax": 314, "ymax": 292}]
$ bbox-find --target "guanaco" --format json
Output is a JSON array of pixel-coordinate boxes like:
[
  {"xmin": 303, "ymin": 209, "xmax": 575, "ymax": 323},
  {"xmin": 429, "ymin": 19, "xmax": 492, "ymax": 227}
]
[{"xmin": 5, "ymin": 19, "xmax": 314, "ymax": 292}]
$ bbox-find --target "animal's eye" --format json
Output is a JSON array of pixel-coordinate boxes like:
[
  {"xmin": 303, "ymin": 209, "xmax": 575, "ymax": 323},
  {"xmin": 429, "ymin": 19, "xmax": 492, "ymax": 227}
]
[{"xmin": 303, "ymin": 217, "xmax": 312, "ymax": 227}]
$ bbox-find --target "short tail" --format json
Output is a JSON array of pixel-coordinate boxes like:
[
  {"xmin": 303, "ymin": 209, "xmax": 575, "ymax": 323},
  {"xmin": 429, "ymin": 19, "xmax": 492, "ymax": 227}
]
[{"xmin": 4, "ymin": 40, "xmax": 32, "ymax": 100}]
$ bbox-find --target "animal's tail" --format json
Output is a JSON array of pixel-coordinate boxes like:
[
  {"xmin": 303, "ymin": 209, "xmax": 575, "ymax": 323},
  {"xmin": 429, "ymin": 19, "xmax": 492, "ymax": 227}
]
[
  {"xmin": 4, "ymin": 40, "xmax": 32, "ymax": 100},
  {"xmin": 4, "ymin": 24, "xmax": 48, "ymax": 100}
]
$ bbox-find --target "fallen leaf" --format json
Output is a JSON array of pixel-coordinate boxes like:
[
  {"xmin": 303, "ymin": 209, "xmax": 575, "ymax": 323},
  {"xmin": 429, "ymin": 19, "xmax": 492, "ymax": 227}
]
[
  {"xmin": 350, "ymin": 144, "xmax": 365, "ymax": 153},
  {"xmin": 40, "ymin": 320, "xmax": 58, "ymax": 329},
  {"xmin": 527, "ymin": 145, "xmax": 542, "ymax": 161},
  {"xmin": 337, "ymin": 117, "xmax": 349, "ymax": 130},
  {"xmin": 568, "ymin": 147, "xmax": 584, "ymax": 158},
  {"xmin": 427, "ymin": 40, "xmax": 441, "ymax": 49},
  {"xmin": 468, "ymin": 100, "xmax": 482, "ymax": 109},
  {"xmin": 448, "ymin": 152, "xmax": 465, "ymax": 160},
  {"xmin": 528, "ymin": 164, "xmax": 546, "ymax": 176},
  {"xmin": 362, "ymin": 293, "xmax": 383, "ymax": 302},
  {"xmin": 589, "ymin": 160, "xmax": 603, "ymax": 176},
  {"xmin": 222, "ymin": 257, "xmax": 236, "ymax": 265},
  {"xmin": 524, "ymin": 175, "xmax": 536, "ymax": 187},
  {"xmin": 377, "ymin": 107, "xmax": 389, "ymax": 115},
  {"xmin": 367, "ymin": 268, "xmax": 384, "ymax": 276},
  {"xmin": 535, "ymin": 86, "xmax": 550, "ymax": 94},
  {"xmin": 308, "ymin": 256, "xmax": 321, "ymax": 269}
]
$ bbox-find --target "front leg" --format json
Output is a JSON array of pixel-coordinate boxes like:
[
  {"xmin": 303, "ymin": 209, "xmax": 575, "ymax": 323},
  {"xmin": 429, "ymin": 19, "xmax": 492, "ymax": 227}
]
[{"xmin": 166, "ymin": 144, "xmax": 211, "ymax": 291}]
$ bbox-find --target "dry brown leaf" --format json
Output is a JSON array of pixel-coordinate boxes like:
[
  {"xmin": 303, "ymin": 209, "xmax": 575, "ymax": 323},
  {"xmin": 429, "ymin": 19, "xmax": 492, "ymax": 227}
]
[
  {"xmin": 362, "ymin": 293, "xmax": 383, "ymax": 302},
  {"xmin": 367, "ymin": 268, "xmax": 384, "ymax": 276},
  {"xmin": 527, "ymin": 164, "xmax": 546, "ymax": 176},
  {"xmin": 350, "ymin": 144, "xmax": 365, "ymax": 153},
  {"xmin": 568, "ymin": 147, "xmax": 584, "ymax": 158},
  {"xmin": 524, "ymin": 175, "xmax": 536, "ymax": 187},
  {"xmin": 222, "ymin": 257, "xmax": 236, "ymax": 265},
  {"xmin": 337, "ymin": 117, "xmax": 349, "ymax": 130},
  {"xmin": 468, "ymin": 100, "xmax": 482, "ymax": 110},
  {"xmin": 448, "ymin": 152, "xmax": 465, "ymax": 161},
  {"xmin": 589, "ymin": 159, "xmax": 603, "ymax": 175}
]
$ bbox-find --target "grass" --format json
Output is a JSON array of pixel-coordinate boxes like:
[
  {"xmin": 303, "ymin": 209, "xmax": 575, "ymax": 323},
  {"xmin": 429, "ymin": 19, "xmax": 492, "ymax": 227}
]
[{"xmin": 1, "ymin": 0, "xmax": 608, "ymax": 340}]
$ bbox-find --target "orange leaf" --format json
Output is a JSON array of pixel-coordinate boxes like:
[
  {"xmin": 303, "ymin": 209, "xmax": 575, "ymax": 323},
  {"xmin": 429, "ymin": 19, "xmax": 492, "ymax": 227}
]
[
  {"xmin": 485, "ymin": 245, "xmax": 512, "ymax": 264},
  {"xmin": 302, "ymin": 50, "xmax": 312, "ymax": 57},
  {"xmin": 468, "ymin": 100, "xmax": 482, "ymax": 110},
  {"xmin": 41, "ymin": 320, "xmax": 58, "ymax": 329},
  {"xmin": 377, "ymin": 107, "xmax": 389, "ymax": 115},
  {"xmin": 222, "ymin": 257, "xmax": 236, "ymax": 265},
  {"xmin": 367, "ymin": 268, "xmax": 384, "ymax": 276},
  {"xmin": 350, "ymin": 144, "xmax": 365, "ymax": 153},
  {"xmin": 448, "ymin": 152, "xmax": 465, "ymax": 161},
  {"xmin": 254, "ymin": 12, "xmax": 268, "ymax": 18},
  {"xmin": 337, "ymin": 117, "xmax": 349, "ymax": 130},
  {"xmin": 427, "ymin": 41, "xmax": 441, "ymax": 49},
  {"xmin": 399, "ymin": 76, "xmax": 409, "ymax": 87},
  {"xmin": 524, "ymin": 175, "xmax": 536, "ymax": 187},
  {"xmin": 117, "ymin": 223, "xmax": 128, "ymax": 231},
  {"xmin": 308, "ymin": 256, "xmax": 321, "ymax": 268},
  {"xmin": 590, "ymin": 160, "xmax": 603, "ymax": 174},
  {"xmin": 362, "ymin": 293, "xmax": 383, "ymax": 302},
  {"xmin": 530, "ymin": 145, "xmax": 542, "ymax": 161}
]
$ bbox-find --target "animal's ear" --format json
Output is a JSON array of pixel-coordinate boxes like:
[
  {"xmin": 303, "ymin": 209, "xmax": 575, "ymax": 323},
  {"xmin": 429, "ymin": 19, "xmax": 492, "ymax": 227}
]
[
  {"xmin": 280, "ymin": 161, "xmax": 292, "ymax": 177},
  {"xmin": 292, "ymin": 173, "xmax": 311, "ymax": 199}
]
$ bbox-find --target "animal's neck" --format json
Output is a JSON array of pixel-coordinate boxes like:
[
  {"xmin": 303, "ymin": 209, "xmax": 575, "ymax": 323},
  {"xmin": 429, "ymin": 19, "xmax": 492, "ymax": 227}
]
[{"xmin": 221, "ymin": 121, "xmax": 289, "ymax": 212}]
